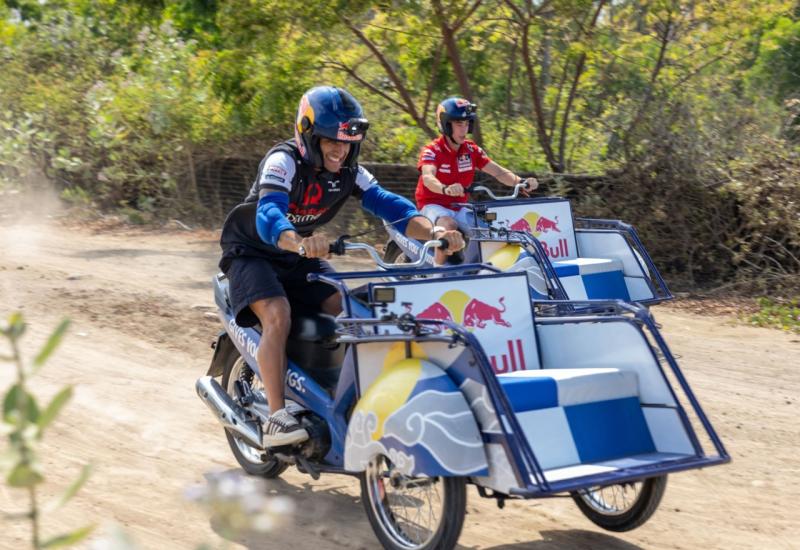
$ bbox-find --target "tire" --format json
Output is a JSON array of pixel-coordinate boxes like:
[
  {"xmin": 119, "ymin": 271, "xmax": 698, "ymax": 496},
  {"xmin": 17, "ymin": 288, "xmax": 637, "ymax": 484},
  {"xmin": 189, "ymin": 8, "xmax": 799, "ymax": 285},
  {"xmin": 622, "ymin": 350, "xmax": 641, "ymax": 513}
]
[
  {"xmin": 360, "ymin": 454, "xmax": 466, "ymax": 550},
  {"xmin": 220, "ymin": 352, "xmax": 287, "ymax": 478},
  {"xmin": 383, "ymin": 240, "xmax": 410, "ymax": 264},
  {"xmin": 571, "ymin": 475, "xmax": 667, "ymax": 532}
]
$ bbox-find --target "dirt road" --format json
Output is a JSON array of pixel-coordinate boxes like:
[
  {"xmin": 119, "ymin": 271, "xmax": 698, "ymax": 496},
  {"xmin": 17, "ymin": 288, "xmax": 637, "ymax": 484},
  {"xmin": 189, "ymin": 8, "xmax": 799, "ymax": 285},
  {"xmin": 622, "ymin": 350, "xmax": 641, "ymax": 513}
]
[{"xmin": 1, "ymin": 218, "xmax": 798, "ymax": 550}]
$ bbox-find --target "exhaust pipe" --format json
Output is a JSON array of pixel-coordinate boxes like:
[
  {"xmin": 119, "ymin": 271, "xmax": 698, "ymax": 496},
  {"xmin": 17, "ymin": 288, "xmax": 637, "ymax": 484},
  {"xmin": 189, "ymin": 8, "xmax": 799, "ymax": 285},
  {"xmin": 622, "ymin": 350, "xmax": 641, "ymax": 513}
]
[{"xmin": 196, "ymin": 376, "xmax": 263, "ymax": 449}]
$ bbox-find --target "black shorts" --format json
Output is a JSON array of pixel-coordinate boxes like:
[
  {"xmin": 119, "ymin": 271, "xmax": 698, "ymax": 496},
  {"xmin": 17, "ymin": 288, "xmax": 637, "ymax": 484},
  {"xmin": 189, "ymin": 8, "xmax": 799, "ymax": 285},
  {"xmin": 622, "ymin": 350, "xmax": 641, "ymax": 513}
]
[{"xmin": 225, "ymin": 255, "xmax": 338, "ymax": 327}]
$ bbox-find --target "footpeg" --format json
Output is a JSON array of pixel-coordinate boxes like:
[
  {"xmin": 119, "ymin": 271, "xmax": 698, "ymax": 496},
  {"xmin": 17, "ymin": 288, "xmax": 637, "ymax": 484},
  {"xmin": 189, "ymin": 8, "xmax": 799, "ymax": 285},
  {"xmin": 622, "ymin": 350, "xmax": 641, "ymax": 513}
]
[{"xmin": 296, "ymin": 454, "xmax": 320, "ymax": 480}]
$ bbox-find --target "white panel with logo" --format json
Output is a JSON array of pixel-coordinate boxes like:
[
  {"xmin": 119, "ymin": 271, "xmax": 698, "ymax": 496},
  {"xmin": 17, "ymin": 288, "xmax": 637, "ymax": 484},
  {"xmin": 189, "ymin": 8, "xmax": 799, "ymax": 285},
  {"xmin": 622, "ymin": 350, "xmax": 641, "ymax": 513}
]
[
  {"xmin": 487, "ymin": 200, "xmax": 577, "ymax": 261},
  {"xmin": 485, "ymin": 200, "xmax": 629, "ymax": 301},
  {"xmin": 372, "ymin": 272, "xmax": 540, "ymax": 372}
]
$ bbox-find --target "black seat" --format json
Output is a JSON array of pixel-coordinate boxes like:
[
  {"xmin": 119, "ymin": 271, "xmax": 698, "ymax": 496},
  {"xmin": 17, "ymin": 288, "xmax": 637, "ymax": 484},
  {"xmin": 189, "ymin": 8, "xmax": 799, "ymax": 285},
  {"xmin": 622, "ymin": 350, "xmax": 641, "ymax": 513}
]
[{"xmin": 286, "ymin": 313, "xmax": 344, "ymax": 392}]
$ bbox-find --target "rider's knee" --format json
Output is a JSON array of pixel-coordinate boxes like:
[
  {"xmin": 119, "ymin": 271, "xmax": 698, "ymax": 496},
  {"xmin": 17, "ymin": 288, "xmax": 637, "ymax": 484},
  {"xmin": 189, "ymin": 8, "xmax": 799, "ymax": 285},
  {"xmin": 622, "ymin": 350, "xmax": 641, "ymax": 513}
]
[
  {"xmin": 252, "ymin": 297, "xmax": 291, "ymax": 337},
  {"xmin": 436, "ymin": 216, "xmax": 459, "ymax": 232},
  {"xmin": 321, "ymin": 292, "xmax": 343, "ymax": 316}
]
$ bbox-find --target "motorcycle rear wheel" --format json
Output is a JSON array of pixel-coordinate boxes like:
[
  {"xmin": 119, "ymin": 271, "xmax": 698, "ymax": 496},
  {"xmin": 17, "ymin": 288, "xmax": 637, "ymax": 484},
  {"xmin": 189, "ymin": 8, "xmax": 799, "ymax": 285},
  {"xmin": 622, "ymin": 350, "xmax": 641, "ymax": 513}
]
[
  {"xmin": 571, "ymin": 475, "xmax": 667, "ymax": 532},
  {"xmin": 360, "ymin": 454, "xmax": 466, "ymax": 550},
  {"xmin": 221, "ymin": 352, "xmax": 287, "ymax": 478}
]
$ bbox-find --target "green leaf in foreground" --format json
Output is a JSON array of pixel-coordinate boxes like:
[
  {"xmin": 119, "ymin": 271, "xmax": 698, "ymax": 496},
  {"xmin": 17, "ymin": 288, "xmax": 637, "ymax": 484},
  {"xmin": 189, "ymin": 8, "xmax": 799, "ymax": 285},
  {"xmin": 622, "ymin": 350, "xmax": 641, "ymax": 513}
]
[
  {"xmin": 36, "ymin": 386, "xmax": 73, "ymax": 435},
  {"xmin": 3, "ymin": 384, "xmax": 40, "ymax": 424},
  {"xmin": 44, "ymin": 464, "xmax": 92, "ymax": 513},
  {"xmin": 6, "ymin": 461, "xmax": 44, "ymax": 487},
  {"xmin": 41, "ymin": 525, "xmax": 96, "ymax": 549},
  {"xmin": 33, "ymin": 319, "xmax": 70, "ymax": 371}
]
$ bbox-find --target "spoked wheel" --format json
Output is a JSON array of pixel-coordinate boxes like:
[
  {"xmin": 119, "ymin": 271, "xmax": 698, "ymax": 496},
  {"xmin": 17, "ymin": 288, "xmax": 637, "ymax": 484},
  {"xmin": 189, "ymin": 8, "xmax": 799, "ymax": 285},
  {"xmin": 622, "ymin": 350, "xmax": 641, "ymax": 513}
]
[
  {"xmin": 571, "ymin": 475, "xmax": 667, "ymax": 532},
  {"xmin": 360, "ymin": 454, "xmax": 466, "ymax": 550},
  {"xmin": 220, "ymin": 353, "xmax": 287, "ymax": 478}
]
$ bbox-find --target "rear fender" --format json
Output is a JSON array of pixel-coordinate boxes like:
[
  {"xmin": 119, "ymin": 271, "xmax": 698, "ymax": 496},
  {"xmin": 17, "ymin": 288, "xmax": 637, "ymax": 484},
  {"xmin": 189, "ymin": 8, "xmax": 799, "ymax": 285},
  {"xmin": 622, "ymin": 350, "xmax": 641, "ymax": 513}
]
[
  {"xmin": 344, "ymin": 358, "xmax": 487, "ymax": 477},
  {"xmin": 207, "ymin": 332, "xmax": 238, "ymax": 377}
]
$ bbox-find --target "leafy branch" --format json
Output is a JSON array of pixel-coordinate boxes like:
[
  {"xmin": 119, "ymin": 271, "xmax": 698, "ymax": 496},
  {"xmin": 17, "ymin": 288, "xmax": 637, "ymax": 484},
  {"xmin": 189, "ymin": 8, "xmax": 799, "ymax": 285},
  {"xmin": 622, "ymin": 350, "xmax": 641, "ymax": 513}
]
[{"xmin": 1, "ymin": 313, "xmax": 94, "ymax": 549}]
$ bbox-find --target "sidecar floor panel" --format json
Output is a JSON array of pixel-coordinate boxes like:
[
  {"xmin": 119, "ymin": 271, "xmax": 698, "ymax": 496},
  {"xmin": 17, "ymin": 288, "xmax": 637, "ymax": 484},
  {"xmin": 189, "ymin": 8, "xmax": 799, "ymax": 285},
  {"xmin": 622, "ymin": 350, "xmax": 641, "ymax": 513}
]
[{"xmin": 541, "ymin": 451, "xmax": 691, "ymax": 483}]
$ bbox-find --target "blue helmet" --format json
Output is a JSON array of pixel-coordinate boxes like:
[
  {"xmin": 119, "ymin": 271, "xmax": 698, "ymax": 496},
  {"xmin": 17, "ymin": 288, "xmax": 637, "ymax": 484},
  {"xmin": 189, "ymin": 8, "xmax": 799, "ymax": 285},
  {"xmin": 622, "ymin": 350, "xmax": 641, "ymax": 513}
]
[
  {"xmin": 436, "ymin": 97, "xmax": 477, "ymax": 138},
  {"xmin": 294, "ymin": 86, "xmax": 369, "ymax": 169}
]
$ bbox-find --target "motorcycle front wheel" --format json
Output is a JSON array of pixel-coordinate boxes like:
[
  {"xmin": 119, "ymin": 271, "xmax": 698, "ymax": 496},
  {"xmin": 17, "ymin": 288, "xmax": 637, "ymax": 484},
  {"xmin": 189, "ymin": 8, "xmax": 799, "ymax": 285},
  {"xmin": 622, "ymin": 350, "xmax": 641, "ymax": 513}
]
[
  {"xmin": 221, "ymin": 352, "xmax": 287, "ymax": 478},
  {"xmin": 360, "ymin": 454, "xmax": 466, "ymax": 550},
  {"xmin": 383, "ymin": 240, "xmax": 411, "ymax": 264}
]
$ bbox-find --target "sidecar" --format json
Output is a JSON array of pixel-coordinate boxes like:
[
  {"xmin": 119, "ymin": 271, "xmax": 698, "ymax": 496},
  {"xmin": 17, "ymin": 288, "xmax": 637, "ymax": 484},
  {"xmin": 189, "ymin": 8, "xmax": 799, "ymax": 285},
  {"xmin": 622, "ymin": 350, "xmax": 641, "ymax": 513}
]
[
  {"xmin": 384, "ymin": 195, "xmax": 672, "ymax": 305},
  {"xmin": 312, "ymin": 266, "xmax": 727, "ymax": 549},
  {"xmin": 467, "ymin": 196, "xmax": 672, "ymax": 305}
]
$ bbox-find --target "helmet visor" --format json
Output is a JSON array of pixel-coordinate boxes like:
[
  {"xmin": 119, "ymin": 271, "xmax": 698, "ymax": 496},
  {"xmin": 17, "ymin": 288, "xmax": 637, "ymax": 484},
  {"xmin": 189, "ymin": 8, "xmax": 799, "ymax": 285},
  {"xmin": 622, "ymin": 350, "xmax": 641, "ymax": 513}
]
[{"xmin": 334, "ymin": 117, "xmax": 370, "ymax": 142}]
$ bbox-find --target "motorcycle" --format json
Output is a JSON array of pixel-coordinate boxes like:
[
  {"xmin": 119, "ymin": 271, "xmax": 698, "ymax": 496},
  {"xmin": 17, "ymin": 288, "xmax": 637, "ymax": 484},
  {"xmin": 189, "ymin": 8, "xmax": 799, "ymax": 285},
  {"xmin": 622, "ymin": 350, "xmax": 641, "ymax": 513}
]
[
  {"xmin": 197, "ymin": 238, "xmax": 728, "ymax": 550},
  {"xmin": 384, "ymin": 183, "xmax": 673, "ymax": 305}
]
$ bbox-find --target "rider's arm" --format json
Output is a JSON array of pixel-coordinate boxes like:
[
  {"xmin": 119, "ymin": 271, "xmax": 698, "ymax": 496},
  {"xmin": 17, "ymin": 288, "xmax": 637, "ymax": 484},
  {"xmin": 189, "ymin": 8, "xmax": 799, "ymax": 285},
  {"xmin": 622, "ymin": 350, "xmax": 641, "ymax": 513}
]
[
  {"xmin": 356, "ymin": 166, "xmax": 462, "ymax": 249},
  {"xmin": 255, "ymin": 191, "xmax": 299, "ymax": 249},
  {"xmin": 353, "ymin": 165, "xmax": 420, "ymax": 234},
  {"xmin": 481, "ymin": 160, "xmax": 523, "ymax": 187},
  {"xmin": 420, "ymin": 164, "xmax": 447, "ymax": 194}
]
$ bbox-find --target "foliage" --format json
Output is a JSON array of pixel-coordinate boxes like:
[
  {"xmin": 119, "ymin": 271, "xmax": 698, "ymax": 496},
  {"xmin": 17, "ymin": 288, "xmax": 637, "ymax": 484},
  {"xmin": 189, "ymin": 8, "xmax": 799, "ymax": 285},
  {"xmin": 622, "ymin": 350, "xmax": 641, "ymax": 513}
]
[
  {"xmin": 1, "ymin": 0, "xmax": 798, "ymax": 288},
  {"xmin": 1, "ymin": 313, "xmax": 93, "ymax": 548},
  {"xmin": 746, "ymin": 297, "xmax": 800, "ymax": 333}
]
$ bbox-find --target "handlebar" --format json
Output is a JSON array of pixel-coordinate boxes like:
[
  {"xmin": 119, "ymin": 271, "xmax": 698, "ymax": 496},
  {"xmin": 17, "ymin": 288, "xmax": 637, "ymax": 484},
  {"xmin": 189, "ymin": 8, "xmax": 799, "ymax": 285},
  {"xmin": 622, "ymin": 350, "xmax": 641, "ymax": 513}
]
[
  {"xmin": 301, "ymin": 236, "xmax": 446, "ymax": 269},
  {"xmin": 470, "ymin": 182, "xmax": 528, "ymax": 201}
]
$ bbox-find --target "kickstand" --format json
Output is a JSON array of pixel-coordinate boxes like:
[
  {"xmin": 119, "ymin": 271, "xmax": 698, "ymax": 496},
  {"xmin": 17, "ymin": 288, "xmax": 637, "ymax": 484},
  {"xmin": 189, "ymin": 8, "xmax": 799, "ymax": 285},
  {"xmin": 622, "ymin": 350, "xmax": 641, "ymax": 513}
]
[{"xmin": 295, "ymin": 454, "xmax": 320, "ymax": 480}]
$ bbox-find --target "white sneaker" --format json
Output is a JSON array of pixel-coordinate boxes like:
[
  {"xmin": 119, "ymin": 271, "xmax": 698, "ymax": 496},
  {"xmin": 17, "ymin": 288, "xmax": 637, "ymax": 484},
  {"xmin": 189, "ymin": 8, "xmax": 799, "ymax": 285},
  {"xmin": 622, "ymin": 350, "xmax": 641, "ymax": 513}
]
[{"xmin": 262, "ymin": 408, "xmax": 309, "ymax": 448}]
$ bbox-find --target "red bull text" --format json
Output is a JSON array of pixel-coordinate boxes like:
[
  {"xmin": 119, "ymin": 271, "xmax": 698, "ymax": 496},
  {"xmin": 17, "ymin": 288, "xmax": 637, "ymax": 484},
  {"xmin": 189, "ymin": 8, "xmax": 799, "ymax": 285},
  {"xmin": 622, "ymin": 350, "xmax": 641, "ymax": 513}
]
[{"xmin": 489, "ymin": 339, "xmax": 527, "ymax": 373}]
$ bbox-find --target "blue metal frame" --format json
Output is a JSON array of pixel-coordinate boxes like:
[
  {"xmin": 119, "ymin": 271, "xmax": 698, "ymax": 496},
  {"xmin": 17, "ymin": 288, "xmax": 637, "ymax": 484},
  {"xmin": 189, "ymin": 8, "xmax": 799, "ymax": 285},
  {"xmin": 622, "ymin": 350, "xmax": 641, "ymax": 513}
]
[{"xmin": 311, "ymin": 267, "xmax": 729, "ymax": 496}]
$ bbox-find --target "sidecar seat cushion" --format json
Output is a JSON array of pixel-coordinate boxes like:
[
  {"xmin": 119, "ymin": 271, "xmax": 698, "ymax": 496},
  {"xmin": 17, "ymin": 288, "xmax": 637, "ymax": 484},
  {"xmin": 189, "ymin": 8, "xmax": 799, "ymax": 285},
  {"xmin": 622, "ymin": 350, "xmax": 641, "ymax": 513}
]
[
  {"xmin": 498, "ymin": 367, "xmax": 638, "ymax": 412},
  {"xmin": 551, "ymin": 258, "xmax": 630, "ymax": 301}
]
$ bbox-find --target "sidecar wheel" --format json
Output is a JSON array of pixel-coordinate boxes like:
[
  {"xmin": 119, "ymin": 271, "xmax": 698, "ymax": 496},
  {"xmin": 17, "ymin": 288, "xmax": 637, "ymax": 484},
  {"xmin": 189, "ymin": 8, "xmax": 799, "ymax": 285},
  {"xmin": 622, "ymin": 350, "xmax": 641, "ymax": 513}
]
[
  {"xmin": 360, "ymin": 454, "xmax": 466, "ymax": 550},
  {"xmin": 571, "ymin": 475, "xmax": 667, "ymax": 532},
  {"xmin": 221, "ymin": 353, "xmax": 287, "ymax": 478}
]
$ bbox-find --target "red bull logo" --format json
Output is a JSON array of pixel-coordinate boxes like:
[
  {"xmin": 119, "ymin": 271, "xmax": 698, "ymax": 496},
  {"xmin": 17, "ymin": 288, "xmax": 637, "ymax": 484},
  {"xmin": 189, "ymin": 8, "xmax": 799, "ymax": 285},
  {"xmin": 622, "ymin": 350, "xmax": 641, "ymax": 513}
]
[
  {"xmin": 508, "ymin": 211, "xmax": 570, "ymax": 259},
  {"xmin": 411, "ymin": 290, "xmax": 511, "ymax": 332},
  {"xmin": 509, "ymin": 212, "xmax": 560, "ymax": 236},
  {"xmin": 407, "ymin": 290, "xmax": 529, "ymax": 373}
]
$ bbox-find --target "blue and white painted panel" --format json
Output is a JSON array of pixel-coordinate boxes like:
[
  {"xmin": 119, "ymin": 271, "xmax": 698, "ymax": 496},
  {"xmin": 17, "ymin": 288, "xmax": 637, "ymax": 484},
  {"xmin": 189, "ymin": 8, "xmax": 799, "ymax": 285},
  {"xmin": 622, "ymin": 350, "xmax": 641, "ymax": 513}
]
[
  {"xmin": 345, "ymin": 358, "xmax": 488, "ymax": 476},
  {"xmin": 575, "ymin": 231, "xmax": 654, "ymax": 301},
  {"xmin": 499, "ymin": 368, "xmax": 639, "ymax": 408},
  {"xmin": 643, "ymin": 407, "xmax": 695, "ymax": 455},
  {"xmin": 537, "ymin": 322, "xmax": 676, "ymax": 406}
]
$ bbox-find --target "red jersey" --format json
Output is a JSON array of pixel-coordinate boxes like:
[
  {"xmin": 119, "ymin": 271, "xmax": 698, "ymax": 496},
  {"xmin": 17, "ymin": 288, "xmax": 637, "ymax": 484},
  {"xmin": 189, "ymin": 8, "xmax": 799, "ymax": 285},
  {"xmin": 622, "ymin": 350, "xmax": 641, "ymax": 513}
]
[{"xmin": 415, "ymin": 135, "xmax": 491, "ymax": 209}]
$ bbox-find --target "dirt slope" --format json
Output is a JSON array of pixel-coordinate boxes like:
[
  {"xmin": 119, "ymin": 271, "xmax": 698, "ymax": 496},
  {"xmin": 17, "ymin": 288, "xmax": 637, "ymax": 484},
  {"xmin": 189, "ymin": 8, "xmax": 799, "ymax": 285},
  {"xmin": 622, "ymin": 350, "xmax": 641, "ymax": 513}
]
[{"xmin": 0, "ymin": 219, "xmax": 797, "ymax": 550}]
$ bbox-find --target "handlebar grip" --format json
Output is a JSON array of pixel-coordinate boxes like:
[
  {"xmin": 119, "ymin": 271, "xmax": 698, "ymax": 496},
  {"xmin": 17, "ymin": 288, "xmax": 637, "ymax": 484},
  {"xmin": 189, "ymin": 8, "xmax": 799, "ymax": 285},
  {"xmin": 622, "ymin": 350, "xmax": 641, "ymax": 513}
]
[
  {"xmin": 437, "ymin": 238, "xmax": 449, "ymax": 250},
  {"xmin": 329, "ymin": 236, "xmax": 348, "ymax": 256}
]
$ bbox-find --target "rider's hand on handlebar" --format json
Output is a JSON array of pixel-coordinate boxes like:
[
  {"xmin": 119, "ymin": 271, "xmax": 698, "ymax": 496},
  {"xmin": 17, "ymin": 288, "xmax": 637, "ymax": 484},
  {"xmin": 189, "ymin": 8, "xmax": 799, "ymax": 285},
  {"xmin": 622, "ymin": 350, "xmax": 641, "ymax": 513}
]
[
  {"xmin": 443, "ymin": 183, "xmax": 466, "ymax": 197},
  {"xmin": 435, "ymin": 229, "xmax": 465, "ymax": 254},
  {"xmin": 298, "ymin": 235, "xmax": 330, "ymax": 258},
  {"xmin": 517, "ymin": 177, "xmax": 539, "ymax": 197}
]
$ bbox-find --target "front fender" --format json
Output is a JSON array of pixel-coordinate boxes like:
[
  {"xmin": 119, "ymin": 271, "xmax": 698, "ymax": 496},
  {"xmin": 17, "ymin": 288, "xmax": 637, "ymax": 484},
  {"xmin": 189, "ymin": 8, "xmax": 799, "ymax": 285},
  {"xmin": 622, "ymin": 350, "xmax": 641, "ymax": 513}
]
[
  {"xmin": 344, "ymin": 358, "xmax": 487, "ymax": 477},
  {"xmin": 207, "ymin": 332, "xmax": 237, "ymax": 377}
]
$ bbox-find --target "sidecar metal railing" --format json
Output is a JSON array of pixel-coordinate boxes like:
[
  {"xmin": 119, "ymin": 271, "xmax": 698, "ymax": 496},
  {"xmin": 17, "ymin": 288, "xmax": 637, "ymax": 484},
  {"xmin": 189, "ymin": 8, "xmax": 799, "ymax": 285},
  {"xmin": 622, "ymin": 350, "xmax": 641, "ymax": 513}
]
[{"xmin": 467, "ymin": 227, "xmax": 569, "ymax": 301}]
